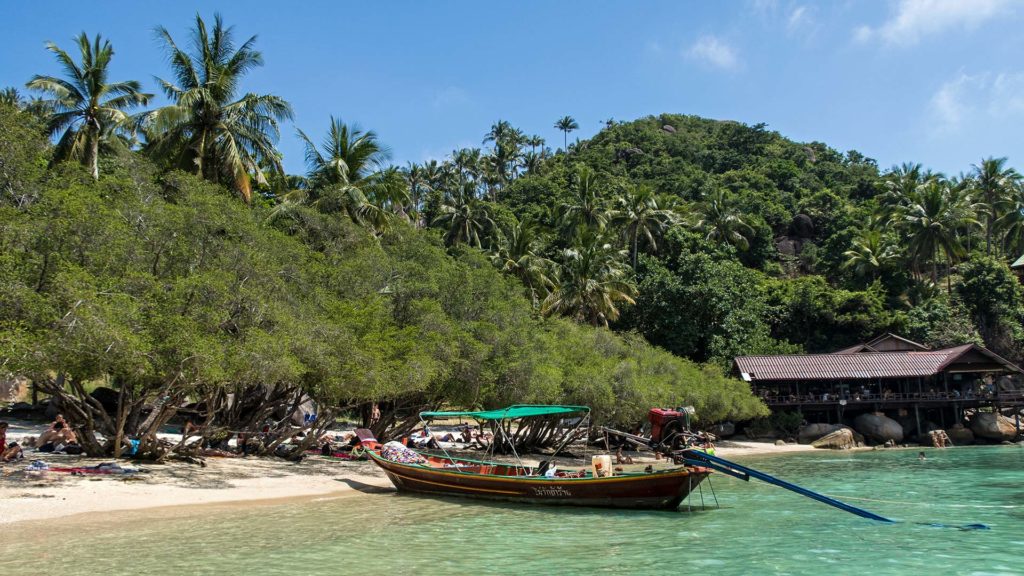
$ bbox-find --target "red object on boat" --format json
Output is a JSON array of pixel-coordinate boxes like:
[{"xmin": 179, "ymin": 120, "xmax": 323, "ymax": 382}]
[
  {"xmin": 648, "ymin": 408, "xmax": 686, "ymax": 444},
  {"xmin": 367, "ymin": 450, "xmax": 711, "ymax": 510}
]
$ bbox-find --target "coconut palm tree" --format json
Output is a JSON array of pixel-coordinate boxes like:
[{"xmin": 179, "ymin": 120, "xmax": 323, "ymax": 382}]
[
  {"xmin": 695, "ymin": 189, "xmax": 755, "ymax": 251},
  {"xmin": 899, "ymin": 180, "xmax": 978, "ymax": 289},
  {"xmin": 26, "ymin": 33, "xmax": 150, "ymax": 180},
  {"xmin": 554, "ymin": 116, "xmax": 578, "ymax": 151},
  {"xmin": 542, "ymin": 232, "xmax": 636, "ymax": 328},
  {"xmin": 995, "ymin": 180, "xmax": 1024, "ymax": 257},
  {"xmin": 842, "ymin": 229, "xmax": 898, "ymax": 282},
  {"xmin": 432, "ymin": 185, "xmax": 495, "ymax": 248},
  {"xmin": 141, "ymin": 14, "xmax": 292, "ymax": 202},
  {"xmin": 295, "ymin": 117, "xmax": 406, "ymax": 231},
  {"xmin": 610, "ymin": 185, "xmax": 679, "ymax": 268},
  {"xmin": 403, "ymin": 162, "xmax": 433, "ymax": 227},
  {"xmin": 488, "ymin": 220, "xmax": 555, "ymax": 305},
  {"xmin": 559, "ymin": 165, "xmax": 609, "ymax": 232},
  {"xmin": 971, "ymin": 157, "xmax": 1021, "ymax": 256}
]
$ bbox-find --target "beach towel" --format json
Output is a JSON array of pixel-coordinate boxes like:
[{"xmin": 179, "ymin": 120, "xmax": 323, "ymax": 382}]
[
  {"xmin": 47, "ymin": 462, "xmax": 143, "ymax": 475},
  {"xmin": 381, "ymin": 441, "xmax": 427, "ymax": 464}
]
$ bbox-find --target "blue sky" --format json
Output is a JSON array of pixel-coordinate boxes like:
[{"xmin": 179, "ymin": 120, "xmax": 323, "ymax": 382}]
[{"xmin": 3, "ymin": 1, "xmax": 1022, "ymax": 176}]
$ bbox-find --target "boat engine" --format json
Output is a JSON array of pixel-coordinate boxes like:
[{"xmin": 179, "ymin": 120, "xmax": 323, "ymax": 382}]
[{"xmin": 648, "ymin": 407, "xmax": 694, "ymax": 450}]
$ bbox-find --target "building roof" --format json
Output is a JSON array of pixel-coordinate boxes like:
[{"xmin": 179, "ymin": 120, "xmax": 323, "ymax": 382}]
[
  {"xmin": 735, "ymin": 344, "xmax": 1022, "ymax": 382},
  {"xmin": 832, "ymin": 333, "xmax": 929, "ymax": 354}
]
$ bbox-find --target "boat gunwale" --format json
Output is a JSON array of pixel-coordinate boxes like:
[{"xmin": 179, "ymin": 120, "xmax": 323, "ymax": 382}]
[{"xmin": 367, "ymin": 450, "xmax": 708, "ymax": 485}]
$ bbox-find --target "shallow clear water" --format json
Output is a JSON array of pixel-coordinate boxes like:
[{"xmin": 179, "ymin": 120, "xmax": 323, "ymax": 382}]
[{"xmin": 4, "ymin": 446, "xmax": 1024, "ymax": 575}]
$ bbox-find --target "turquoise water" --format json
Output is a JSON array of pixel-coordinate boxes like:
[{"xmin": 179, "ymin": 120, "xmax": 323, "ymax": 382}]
[{"xmin": 4, "ymin": 446, "xmax": 1024, "ymax": 575}]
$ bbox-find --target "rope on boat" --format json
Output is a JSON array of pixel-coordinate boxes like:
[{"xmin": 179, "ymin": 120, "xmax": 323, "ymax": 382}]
[{"xmin": 706, "ymin": 474, "xmax": 720, "ymax": 509}]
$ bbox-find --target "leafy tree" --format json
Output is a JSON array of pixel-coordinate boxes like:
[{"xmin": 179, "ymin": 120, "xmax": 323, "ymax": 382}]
[
  {"xmin": 26, "ymin": 33, "xmax": 150, "ymax": 180},
  {"xmin": 142, "ymin": 13, "xmax": 293, "ymax": 202}
]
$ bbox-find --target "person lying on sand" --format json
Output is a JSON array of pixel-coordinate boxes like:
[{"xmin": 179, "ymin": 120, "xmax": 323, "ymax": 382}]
[{"xmin": 0, "ymin": 422, "xmax": 24, "ymax": 462}]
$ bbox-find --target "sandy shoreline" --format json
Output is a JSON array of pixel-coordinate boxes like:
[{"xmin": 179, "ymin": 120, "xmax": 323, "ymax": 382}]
[{"xmin": 0, "ymin": 440, "xmax": 822, "ymax": 526}]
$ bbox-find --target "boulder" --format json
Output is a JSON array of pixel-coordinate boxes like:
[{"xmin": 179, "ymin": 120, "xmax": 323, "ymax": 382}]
[
  {"xmin": 774, "ymin": 439, "xmax": 786, "ymax": 446},
  {"xmin": 776, "ymin": 237, "xmax": 802, "ymax": 257},
  {"xmin": 791, "ymin": 214, "xmax": 815, "ymax": 238},
  {"xmin": 812, "ymin": 428, "xmax": 856, "ymax": 450},
  {"xmin": 710, "ymin": 421, "xmax": 735, "ymax": 438},
  {"xmin": 853, "ymin": 413, "xmax": 904, "ymax": 444},
  {"xmin": 798, "ymin": 423, "xmax": 844, "ymax": 444},
  {"xmin": 970, "ymin": 413, "xmax": 1019, "ymax": 442},
  {"xmin": 89, "ymin": 387, "xmax": 119, "ymax": 414},
  {"xmin": 661, "ymin": 124, "xmax": 677, "ymax": 133},
  {"xmin": 945, "ymin": 423, "xmax": 974, "ymax": 445}
]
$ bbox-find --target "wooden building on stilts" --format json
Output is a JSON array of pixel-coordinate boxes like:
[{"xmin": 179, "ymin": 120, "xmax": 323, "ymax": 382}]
[{"xmin": 733, "ymin": 334, "xmax": 1024, "ymax": 436}]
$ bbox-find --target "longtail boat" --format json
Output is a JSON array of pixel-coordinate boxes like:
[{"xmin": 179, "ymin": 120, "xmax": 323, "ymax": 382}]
[{"xmin": 366, "ymin": 405, "xmax": 712, "ymax": 510}]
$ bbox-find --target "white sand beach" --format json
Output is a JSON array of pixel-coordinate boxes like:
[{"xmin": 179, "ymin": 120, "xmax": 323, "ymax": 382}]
[{"xmin": 0, "ymin": 436, "xmax": 826, "ymax": 525}]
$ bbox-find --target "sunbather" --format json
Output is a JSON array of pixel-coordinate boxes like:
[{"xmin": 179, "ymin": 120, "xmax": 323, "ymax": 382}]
[
  {"xmin": 36, "ymin": 414, "xmax": 78, "ymax": 447},
  {"xmin": 1, "ymin": 422, "xmax": 24, "ymax": 462}
]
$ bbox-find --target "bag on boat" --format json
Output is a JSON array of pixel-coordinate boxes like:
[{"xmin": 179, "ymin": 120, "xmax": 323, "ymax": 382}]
[{"xmin": 381, "ymin": 441, "xmax": 427, "ymax": 464}]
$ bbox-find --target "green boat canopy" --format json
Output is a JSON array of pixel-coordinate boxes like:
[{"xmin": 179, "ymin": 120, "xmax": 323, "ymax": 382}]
[{"xmin": 420, "ymin": 404, "xmax": 590, "ymax": 421}]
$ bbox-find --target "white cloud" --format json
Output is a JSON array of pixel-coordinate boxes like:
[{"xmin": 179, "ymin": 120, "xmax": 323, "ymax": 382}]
[
  {"xmin": 929, "ymin": 70, "xmax": 1024, "ymax": 134},
  {"xmin": 786, "ymin": 5, "xmax": 817, "ymax": 35},
  {"xmin": 686, "ymin": 35, "xmax": 740, "ymax": 70},
  {"xmin": 856, "ymin": 0, "xmax": 1014, "ymax": 46}
]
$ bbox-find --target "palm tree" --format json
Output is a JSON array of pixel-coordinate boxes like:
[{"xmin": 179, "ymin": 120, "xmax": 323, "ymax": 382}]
[
  {"xmin": 971, "ymin": 157, "xmax": 1021, "ymax": 256},
  {"xmin": 610, "ymin": 186, "xmax": 679, "ymax": 268},
  {"xmin": 403, "ymin": 162, "xmax": 432, "ymax": 227},
  {"xmin": 995, "ymin": 180, "xmax": 1024, "ymax": 257},
  {"xmin": 695, "ymin": 189, "xmax": 755, "ymax": 251},
  {"xmin": 542, "ymin": 233, "xmax": 636, "ymax": 328},
  {"xmin": 488, "ymin": 220, "xmax": 555, "ymax": 306},
  {"xmin": 559, "ymin": 165, "xmax": 608, "ymax": 232},
  {"xmin": 899, "ymin": 180, "xmax": 978, "ymax": 289},
  {"xmin": 554, "ymin": 116, "xmax": 578, "ymax": 151},
  {"xmin": 26, "ymin": 33, "xmax": 150, "ymax": 180},
  {"xmin": 295, "ymin": 117, "xmax": 406, "ymax": 231},
  {"xmin": 842, "ymin": 229, "xmax": 898, "ymax": 282},
  {"xmin": 432, "ymin": 185, "xmax": 495, "ymax": 248},
  {"xmin": 141, "ymin": 14, "xmax": 293, "ymax": 202}
]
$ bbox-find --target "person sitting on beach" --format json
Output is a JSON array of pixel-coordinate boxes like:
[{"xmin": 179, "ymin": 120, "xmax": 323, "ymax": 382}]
[
  {"xmin": 36, "ymin": 415, "xmax": 78, "ymax": 450},
  {"xmin": 0, "ymin": 422, "xmax": 24, "ymax": 462},
  {"xmin": 615, "ymin": 447, "xmax": 633, "ymax": 465}
]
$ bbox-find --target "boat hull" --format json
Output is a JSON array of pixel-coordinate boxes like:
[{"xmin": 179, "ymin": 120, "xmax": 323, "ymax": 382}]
[{"xmin": 368, "ymin": 453, "xmax": 711, "ymax": 510}]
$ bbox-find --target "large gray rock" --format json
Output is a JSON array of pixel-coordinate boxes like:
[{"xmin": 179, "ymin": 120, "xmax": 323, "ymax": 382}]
[
  {"xmin": 945, "ymin": 423, "xmax": 974, "ymax": 445},
  {"xmin": 798, "ymin": 423, "xmax": 844, "ymax": 444},
  {"xmin": 854, "ymin": 413, "xmax": 904, "ymax": 444},
  {"xmin": 812, "ymin": 428, "xmax": 856, "ymax": 450},
  {"xmin": 971, "ymin": 413, "xmax": 1019, "ymax": 441}
]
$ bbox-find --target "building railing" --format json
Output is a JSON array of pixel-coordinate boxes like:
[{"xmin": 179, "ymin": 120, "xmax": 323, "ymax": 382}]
[{"xmin": 759, "ymin": 390, "xmax": 1024, "ymax": 405}]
